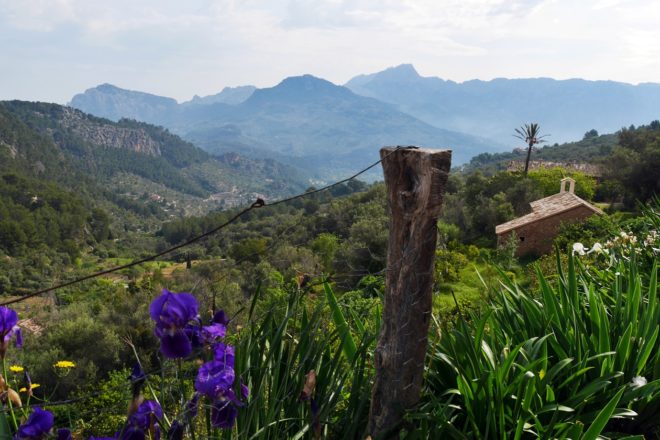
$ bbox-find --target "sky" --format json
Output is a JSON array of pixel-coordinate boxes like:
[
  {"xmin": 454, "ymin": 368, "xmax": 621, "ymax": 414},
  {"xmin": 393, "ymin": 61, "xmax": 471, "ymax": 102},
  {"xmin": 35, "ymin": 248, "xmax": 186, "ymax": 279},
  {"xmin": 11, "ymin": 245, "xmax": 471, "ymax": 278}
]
[{"xmin": 1, "ymin": 0, "xmax": 659, "ymax": 104}]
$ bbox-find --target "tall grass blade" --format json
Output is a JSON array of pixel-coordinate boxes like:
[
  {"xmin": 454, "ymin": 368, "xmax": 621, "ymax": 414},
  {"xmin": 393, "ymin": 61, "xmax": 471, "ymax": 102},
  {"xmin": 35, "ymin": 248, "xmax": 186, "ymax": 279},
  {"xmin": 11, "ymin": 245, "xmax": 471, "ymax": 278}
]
[
  {"xmin": 580, "ymin": 387, "xmax": 625, "ymax": 440},
  {"xmin": 323, "ymin": 280, "xmax": 357, "ymax": 360}
]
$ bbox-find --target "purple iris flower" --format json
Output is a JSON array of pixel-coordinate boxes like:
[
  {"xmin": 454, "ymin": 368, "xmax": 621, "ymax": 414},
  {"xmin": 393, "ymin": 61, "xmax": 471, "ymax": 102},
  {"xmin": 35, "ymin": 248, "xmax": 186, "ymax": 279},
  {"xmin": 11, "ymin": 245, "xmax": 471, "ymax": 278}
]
[
  {"xmin": 185, "ymin": 322, "xmax": 227, "ymax": 350},
  {"xmin": 131, "ymin": 400, "xmax": 163, "ymax": 427},
  {"xmin": 122, "ymin": 400, "xmax": 163, "ymax": 440},
  {"xmin": 150, "ymin": 290, "xmax": 199, "ymax": 358},
  {"xmin": 209, "ymin": 382, "xmax": 249, "ymax": 429},
  {"xmin": 0, "ymin": 306, "xmax": 22, "ymax": 358},
  {"xmin": 213, "ymin": 343, "xmax": 235, "ymax": 367},
  {"xmin": 211, "ymin": 399, "xmax": 238, "ymax": 429},
  {"xmin": 183, "ymin": 321, "xmax": 203, "ymax": 349},
  {"xmin": 212, "ymin": 310, "xmax": 229, "ymax": 326},
  {"xmin": 194, "ymin": 359, "xmax": 235, "ymax": 400},
  {"xmin": 194, "ymin": 343, "xmax": 249, "ymax": 430},
  {"xmin": 14, "ymin": 407, "xmax": 54, "ymax": 440},
  {"xmin": 129, "ymin": 363, "xmax": 146, "ymax": 397},
  {"xmin": 118, "ymin": 427, "xmax": 144, "ymax": 440},
  {"xmin": 241, "ymin": 382, "xmax": 250, "ymax": 400},
  {"xmin": 129, "ymin": 363, "xmax": 146, "ymax": 383},
  {"xmin": 201, "ymin": 323, "xmax": 226, "ymax": 343},
  {"xmin": 185, "ymin": 315, "xmax": 228, "ymax": 349}
]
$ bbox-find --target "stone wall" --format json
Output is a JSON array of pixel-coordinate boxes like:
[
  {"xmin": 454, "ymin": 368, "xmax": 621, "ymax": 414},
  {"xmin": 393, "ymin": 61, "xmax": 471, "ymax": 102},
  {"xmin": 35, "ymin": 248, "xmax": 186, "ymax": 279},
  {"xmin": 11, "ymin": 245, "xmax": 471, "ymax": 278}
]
[{"xmin": 498, "ymin": 205, "xmax": 598, "ymax": 257}]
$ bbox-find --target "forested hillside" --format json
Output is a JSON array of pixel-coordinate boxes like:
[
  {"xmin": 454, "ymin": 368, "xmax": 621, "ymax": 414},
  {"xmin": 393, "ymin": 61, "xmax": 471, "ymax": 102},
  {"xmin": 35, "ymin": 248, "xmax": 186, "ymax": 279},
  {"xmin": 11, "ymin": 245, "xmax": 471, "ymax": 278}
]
[
  {"xmin": 0, "ymin": 101, "xmax": 307, "ymax": 292},
  {"xmin": 464, "ymin": 129, "xmax": 618, "ymax": 173},
  {"xmin": 2, "ymin": 101, "xmax": 308, "ymax": 204}
]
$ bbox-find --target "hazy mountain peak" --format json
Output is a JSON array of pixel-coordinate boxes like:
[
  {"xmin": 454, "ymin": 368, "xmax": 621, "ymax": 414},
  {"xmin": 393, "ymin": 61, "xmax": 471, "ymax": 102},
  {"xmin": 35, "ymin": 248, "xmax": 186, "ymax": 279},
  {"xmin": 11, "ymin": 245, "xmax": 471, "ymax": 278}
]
[
  {"xmin": 183, "ymin": 85, "xmax": 256, "ymax": 106},
  {"xmin": 344, "ymin": 63, "xmax": 422, "ymax": 89},
  {"xmin": 247, "ymin": 74, "xmax": 353, "ymax": 103},
  {"xmin": 95, "ymin": 83, "xmax": 123, "ymax": 93},
  {"xmin": 278, "ymin": 74, "xmax": 339, "ymax": 90},
  {"xmin": 77, "ymin": 83, "xmax": 177, "ymax": 102},
  {"xmin": 380, "ymin": 63, "xmax": 421, "ymax": 79},
  {"xmin": 70, "ymin": 83, "xmax": 178, "ymax": 123}
]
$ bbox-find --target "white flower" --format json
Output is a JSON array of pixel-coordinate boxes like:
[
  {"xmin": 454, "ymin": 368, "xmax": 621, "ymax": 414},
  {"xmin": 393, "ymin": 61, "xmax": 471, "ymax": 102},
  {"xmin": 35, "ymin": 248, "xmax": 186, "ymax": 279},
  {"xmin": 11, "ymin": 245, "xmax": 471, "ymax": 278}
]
[
  {"xmin": 630, "ymin": 376, "xmax": 647, "ymax": 389},
  {"xmin": 572, "ymin": 243, "xmax": 586, "ymax": 256},
  {"xmin": 588, "ymin": 243, "xmax": 605, "ymax": 254}
]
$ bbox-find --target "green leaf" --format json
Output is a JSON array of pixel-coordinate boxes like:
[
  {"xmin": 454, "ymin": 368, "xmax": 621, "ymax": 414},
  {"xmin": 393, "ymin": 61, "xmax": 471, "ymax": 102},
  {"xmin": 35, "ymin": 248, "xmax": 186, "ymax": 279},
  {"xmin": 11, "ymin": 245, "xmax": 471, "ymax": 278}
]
[
  {"xmin": 0, "ymin": 411, "xmax": 12, "ymax": 440},
  {"xmin": 323, "ymin": 280, "xmax": 357, "ymax": 360},
  {"xmin": 580, "ymin": 387, "xmax": 625, "ymax": 440},
  {"xmin": 636, "ymin": 325, "xmax": 659, "ymax": 375}
]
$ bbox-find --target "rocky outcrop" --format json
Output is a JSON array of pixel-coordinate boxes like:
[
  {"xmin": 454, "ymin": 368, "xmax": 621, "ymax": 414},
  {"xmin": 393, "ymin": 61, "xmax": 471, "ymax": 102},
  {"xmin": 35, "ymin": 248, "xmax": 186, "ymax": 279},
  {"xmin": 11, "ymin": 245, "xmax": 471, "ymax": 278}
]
[
  {"xmin": 60, "ymin": 107, "xmax": 161, "ymax": 156},
  {"xmin": 0, "ymin": 140, "xmax": 18, "ymax": 158}
]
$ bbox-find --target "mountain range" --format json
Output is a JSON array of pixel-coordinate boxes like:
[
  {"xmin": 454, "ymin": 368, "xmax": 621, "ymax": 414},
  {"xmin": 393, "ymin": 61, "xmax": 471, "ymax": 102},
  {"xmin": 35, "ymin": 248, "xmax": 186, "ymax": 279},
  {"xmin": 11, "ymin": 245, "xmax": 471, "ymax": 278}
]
[
  {"xmin": 69, "ymin": 65, "xmax": 660, "ymax": 178},
  {"xmin": 345, "ymin": 64, "xmax": 660, "ymax": 144},
  {"xmin": 70, "ymin": 76, "xmax": 500, "ymax": 178}
]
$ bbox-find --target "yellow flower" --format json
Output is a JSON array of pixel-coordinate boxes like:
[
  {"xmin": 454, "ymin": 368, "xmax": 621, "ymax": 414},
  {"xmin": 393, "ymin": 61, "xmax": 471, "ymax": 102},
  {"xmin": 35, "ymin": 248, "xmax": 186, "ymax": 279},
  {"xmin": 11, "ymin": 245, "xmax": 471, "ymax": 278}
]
[
  {"xmin": 18, "ymin": 384, "xmax": 40, "ymax": 392},
  {"xmin": 9, "ymin": 365, "xmax": 24, "ymax": 373},
  {"xmin": 53, "ymin": 360, "xmax": 76, "ymax": 369}
]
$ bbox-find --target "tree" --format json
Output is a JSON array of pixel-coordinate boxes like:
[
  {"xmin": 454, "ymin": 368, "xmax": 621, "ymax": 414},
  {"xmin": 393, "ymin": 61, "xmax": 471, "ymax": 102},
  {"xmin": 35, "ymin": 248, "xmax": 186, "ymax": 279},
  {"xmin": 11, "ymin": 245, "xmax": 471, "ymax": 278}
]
[
  {"xmin": 583, "ymin": 129, "xmax": 599, "ymax": 139},
  {"xmin": 605, "ymin": 123, "xmax": 660, "ymax": 206},
  {"xmin": 514, "ymin": 123, "xmax": 549, "ymax": 176}
]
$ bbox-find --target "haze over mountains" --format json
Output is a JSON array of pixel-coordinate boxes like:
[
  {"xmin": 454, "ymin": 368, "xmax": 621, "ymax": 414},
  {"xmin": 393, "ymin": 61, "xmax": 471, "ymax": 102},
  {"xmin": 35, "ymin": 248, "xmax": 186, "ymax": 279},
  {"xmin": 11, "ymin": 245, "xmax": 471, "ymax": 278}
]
[
  {"xmin": 69, "ymin": 64, "xmax": 660, "ymax": 179},
  {"xmin": 71, "ymin": 75, "xmax": 496, "ymax": 178},
  {"xmin": 346, "ymin": 64, "xmax": 660, "ymax": 144}
]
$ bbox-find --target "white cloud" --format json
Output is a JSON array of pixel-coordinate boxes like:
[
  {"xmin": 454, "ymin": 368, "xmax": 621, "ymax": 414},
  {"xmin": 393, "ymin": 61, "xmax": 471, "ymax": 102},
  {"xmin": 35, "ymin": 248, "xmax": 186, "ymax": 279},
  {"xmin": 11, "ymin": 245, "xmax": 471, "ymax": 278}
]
[{"xmin": 0, "ymin": 0, "xmax": 659, "ymax": 102}]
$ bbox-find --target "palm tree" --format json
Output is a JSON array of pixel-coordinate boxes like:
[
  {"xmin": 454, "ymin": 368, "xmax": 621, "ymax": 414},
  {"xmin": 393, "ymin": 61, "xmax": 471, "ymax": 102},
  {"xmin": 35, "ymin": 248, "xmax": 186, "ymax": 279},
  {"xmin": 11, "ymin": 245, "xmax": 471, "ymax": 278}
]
[{"xmin": 514, "ymin": 123, "xmax": 549, "ymax": 176}]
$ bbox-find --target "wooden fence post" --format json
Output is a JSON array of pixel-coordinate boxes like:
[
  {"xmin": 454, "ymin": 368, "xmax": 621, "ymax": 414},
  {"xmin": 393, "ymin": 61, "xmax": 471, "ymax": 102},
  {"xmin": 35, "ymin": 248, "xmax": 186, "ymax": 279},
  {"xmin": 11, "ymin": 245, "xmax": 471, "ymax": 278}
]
[{"xmin": 367, "ymin": 146, "xmax": 451, "ymax": 438}]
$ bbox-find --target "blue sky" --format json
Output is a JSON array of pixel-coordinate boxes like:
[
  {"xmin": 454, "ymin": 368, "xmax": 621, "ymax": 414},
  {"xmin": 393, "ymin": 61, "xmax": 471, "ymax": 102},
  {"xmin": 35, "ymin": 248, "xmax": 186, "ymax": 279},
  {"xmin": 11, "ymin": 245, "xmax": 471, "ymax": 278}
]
[{"xmin": 1, "ymin": 0, "xmax": 659, "ymax": 103}]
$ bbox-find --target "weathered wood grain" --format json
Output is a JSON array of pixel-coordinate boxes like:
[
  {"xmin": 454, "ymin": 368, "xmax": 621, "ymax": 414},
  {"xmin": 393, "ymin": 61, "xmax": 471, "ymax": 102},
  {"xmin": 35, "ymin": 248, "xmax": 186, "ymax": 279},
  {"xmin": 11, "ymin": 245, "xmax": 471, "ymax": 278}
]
[{"xmin": 367, "ymin": 146, "xmax": 451, "ymax": 438}]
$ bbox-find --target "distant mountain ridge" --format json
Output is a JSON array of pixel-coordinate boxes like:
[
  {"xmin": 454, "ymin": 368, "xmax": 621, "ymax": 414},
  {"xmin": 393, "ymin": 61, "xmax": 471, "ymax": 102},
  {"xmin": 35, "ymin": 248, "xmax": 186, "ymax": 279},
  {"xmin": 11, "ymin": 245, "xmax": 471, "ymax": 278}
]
[
  {"xmin": 70, "ymin": 75, "xmax": 500, "ymax": 178},
  {"xmin": 70, "ymin": 83, "xmax": 178, "ymax": 123},
  {"xmin": 69, "ymin": 84, "xmax": 257, "ymax": 124},
  {"xmin": 345, "ymin": 64, "xmax": 660, "ymax": 145},
  {"xmin": 183, "ymin": 86, "xmax": 256, "ymax": 106}
]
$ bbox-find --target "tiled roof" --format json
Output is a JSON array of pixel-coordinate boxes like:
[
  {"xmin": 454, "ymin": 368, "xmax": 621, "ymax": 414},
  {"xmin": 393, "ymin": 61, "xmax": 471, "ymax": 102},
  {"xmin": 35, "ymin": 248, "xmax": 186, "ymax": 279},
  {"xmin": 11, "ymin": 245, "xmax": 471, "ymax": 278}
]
[{"xmin": 495, "ymin": 192, "xmax": 603, "ymax": 234}]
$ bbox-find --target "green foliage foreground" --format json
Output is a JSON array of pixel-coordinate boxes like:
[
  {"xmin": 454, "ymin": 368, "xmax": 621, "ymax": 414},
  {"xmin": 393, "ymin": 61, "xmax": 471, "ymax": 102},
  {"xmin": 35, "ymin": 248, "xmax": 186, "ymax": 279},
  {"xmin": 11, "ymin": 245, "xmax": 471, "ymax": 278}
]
[
  {"xmin": 2, "ymin": 211, "xmax": 658, "ymax": 440},
  {"xmin": 415, "ymin": 254, "xmax": 659, "ymax": 439}
]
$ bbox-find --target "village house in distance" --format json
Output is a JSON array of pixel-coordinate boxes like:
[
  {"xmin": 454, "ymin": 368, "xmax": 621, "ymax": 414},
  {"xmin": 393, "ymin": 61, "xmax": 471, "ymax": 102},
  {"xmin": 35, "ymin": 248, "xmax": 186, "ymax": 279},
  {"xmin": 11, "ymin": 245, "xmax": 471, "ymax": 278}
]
[{"xmin": 496, "ymin": 177, "xmax": 603, "ymax": 257}]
